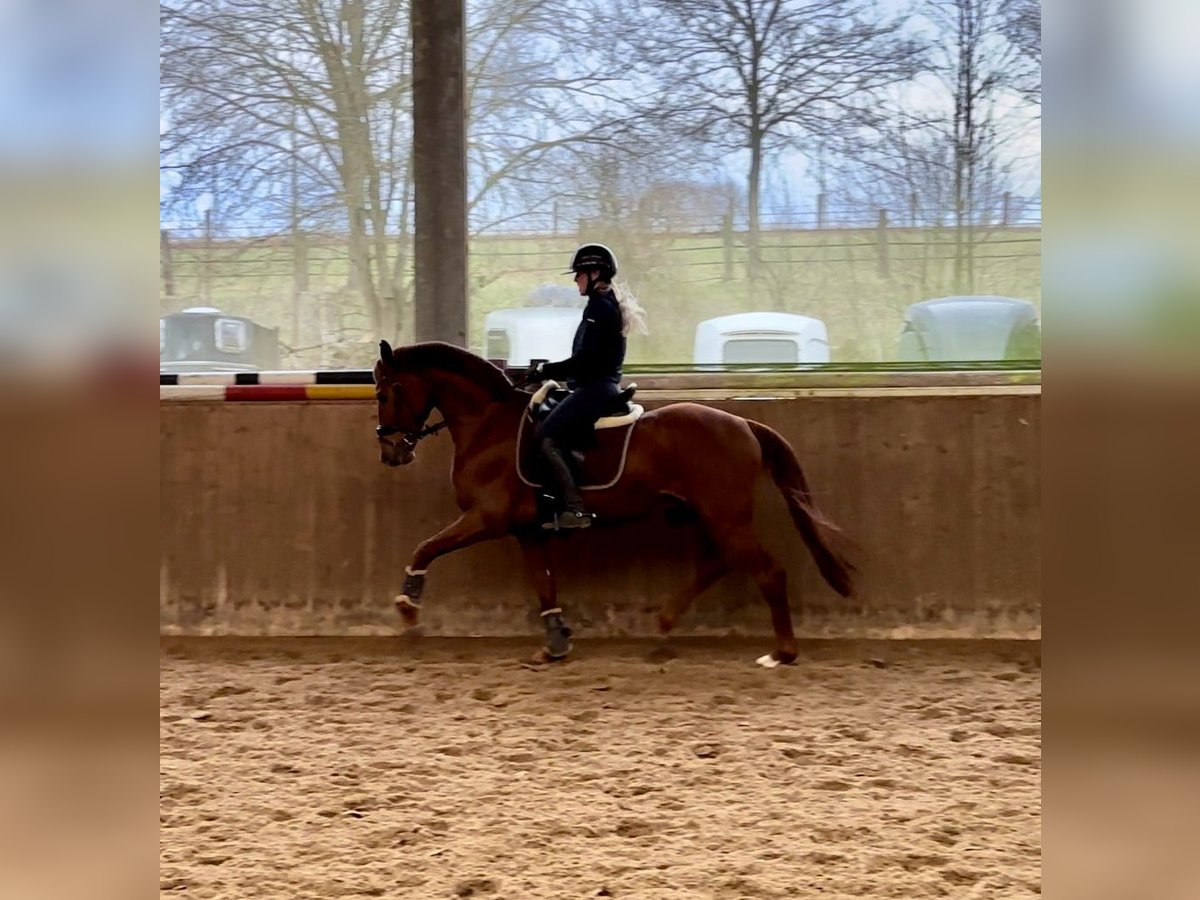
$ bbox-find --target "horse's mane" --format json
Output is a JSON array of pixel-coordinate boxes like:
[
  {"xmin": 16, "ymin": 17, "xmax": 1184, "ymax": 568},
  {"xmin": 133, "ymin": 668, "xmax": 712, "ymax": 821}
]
[{"xmin": 392, "ymin": 342, "xmax": 515, "ymax": 400}]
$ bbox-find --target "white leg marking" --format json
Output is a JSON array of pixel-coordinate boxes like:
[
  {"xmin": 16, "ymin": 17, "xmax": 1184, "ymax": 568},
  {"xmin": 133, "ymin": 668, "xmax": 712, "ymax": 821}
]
[{"xmin": 756, "ymin": 654, "xmax": 780, "ymax": 669}]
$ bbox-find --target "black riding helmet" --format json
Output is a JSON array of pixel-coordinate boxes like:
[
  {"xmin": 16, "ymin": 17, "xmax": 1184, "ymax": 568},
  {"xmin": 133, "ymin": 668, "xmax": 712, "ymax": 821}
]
[{"xmin": 565, "ymin": 243, "xmax": 618, "ymax": 287}]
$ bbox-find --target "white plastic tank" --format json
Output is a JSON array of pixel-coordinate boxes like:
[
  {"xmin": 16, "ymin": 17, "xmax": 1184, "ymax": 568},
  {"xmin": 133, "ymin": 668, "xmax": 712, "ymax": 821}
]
[
  {"xmin": 692, "ymin": 313, "xmax": 831, "ymax": 365},
  {"xmin": 482, "ymin": 283, "xmax": 587, "ymax": 366},
  {"xmin": 897, "ymin": 296, "xmax": 1040, "ymax": 361},
  {"xmin": 482, "ymin": 307, "xmax": 584, "ymax": 366}
]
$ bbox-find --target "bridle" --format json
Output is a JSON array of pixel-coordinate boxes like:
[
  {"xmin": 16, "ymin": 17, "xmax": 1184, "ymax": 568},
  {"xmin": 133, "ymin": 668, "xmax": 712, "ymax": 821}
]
[
  {"xmin": 374, "ymin": 371, "xmax": 450, "ymax": 455},
  {"xmin": 375, "ymin": 418, "xmax": 448, "ymax": 454}
]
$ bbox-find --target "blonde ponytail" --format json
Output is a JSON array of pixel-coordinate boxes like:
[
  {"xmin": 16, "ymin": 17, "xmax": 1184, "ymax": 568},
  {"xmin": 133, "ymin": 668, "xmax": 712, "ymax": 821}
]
[{"xmin": 612, "ymin": 280, "xmax": 648, "ymax": 336}]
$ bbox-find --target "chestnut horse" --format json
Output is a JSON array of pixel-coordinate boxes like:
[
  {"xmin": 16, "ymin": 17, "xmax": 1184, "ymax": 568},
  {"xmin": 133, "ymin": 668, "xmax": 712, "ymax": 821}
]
[{"xmin": 373, "ymin": 340, "xmax": 853, "ymax": 666}]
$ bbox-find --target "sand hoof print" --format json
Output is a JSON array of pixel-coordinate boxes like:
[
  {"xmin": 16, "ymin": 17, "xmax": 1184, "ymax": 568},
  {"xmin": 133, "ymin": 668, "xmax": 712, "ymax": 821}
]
[{"xmin": 162, "ymin": 640, "xmax": 1041, "ymax": 894}]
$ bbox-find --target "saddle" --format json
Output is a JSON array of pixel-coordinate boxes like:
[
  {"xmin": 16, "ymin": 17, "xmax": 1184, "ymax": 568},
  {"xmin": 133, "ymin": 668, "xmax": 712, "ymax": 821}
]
[
  {"xmin": 529, "ymin": 380, "xmax": 640, "ymax": 427},
  {"xmin": 519, "ymin": 381, "xmax": 644, "ymax": 492}
]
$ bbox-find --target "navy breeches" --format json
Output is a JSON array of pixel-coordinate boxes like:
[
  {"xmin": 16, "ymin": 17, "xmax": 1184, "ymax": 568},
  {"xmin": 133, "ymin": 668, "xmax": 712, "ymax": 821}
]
[{"xmin": 535, "ymin": 382, "xmax": 620, "ymax": 447}]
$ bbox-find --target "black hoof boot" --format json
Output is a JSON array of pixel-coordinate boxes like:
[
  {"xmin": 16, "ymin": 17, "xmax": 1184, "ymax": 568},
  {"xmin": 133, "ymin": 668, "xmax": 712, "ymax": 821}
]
[
  {"xmin": 396, "ymin": 567, "xmax": 426, "ymax": 628},
  {"xmin": 541, "ymin": 608, "xmax": 573, "ymax": 659}
]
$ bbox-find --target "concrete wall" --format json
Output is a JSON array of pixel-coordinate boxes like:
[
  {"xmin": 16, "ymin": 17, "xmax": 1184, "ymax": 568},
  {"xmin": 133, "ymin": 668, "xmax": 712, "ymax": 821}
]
[{"xmin": 160, "ymin": 392, "xmax": 1040, "ymax": 638}]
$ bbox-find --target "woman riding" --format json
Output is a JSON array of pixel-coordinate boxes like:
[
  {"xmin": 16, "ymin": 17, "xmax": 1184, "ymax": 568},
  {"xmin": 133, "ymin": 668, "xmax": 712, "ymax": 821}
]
[{"xmin": 527, "ymin": 243, "xmax": 643, "ymax": 530}]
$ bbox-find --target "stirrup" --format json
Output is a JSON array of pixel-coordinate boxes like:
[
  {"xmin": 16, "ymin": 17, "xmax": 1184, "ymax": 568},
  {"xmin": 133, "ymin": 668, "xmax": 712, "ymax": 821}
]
[{"xmin": 542, "ymin": 510, "xmax": 594, "ymax": 531}]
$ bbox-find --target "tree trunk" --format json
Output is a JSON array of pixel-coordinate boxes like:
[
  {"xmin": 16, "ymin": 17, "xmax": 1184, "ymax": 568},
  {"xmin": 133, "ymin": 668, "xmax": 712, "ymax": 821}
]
[
  {"xmin": 747, "ymin": 129, "xmax": 763, "ymax": 280},
  {"xmin": 953, "ymin": 0, "xmax": 982, "ymax": 295},
  {"xmin": 160, "ymin": 229, "xmax": 176, "ymax": 302},
  {"xmin": 347, "ymin": 206, "xmax": 382, "ymax": 331}
]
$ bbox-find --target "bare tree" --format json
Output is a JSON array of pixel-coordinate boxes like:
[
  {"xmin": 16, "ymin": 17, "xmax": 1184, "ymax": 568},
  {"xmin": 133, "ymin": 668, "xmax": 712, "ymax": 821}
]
[
  {"xmin": 464, "ymin": 0, "xmax": 730, "ymax": 249},
  {"xmin": 832, "ymin": 0, "xmax": 1040, "ymax": 293},
  {"xmin": 161, "ymin": 0, "xmax": 647, "ymax": 338},
  {"xmin": 618, "ymin": 0, "xmax": 925, "ymax": 276},
  {"xmin": 1004, "ymin": 0, "xmax": 1041, "ymax": 106},
  {"xmin": 461, "ymin": 1, "xmax": 730, "ymax": 284},
  {"xmin": 931, "ymin": 0, "xmax": 1036, "ymax": 291},
  {"xmin": 465, "ymin": 0, "xmax": 633, "ymax": 236},
  {"xmin": 161, "ymin": 0, "xmax": 414, "ymax": 339}
]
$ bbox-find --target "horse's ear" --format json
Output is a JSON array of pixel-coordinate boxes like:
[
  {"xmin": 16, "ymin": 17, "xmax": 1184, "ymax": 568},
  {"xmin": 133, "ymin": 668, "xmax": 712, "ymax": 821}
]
[{"xmin": 379, "ymin": 339, "xmax": 394, "ymax": 367}]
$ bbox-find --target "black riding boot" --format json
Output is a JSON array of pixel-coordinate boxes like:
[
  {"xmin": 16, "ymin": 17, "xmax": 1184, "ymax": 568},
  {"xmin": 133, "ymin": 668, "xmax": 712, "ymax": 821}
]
[{"xmin": 539, "ymin": 437, "xmax": 594, "ymax": 530}]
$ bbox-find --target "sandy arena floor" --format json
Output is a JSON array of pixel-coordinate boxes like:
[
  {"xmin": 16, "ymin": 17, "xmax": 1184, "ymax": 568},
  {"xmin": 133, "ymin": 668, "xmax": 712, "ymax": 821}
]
[{"xmin": 160, "ymin": 637, "xmax": 1041, "ymax": 899}]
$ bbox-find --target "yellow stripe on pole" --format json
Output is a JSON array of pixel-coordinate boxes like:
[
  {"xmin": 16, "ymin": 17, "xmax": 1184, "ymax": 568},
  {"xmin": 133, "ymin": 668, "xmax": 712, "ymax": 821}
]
[{"xmin": 305, "ymin": 385, "xmax": 375, "ymax": 400}]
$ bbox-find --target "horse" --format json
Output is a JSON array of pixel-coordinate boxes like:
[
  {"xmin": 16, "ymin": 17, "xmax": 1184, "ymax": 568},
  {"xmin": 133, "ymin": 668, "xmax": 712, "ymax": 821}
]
[{"xmin": 373, "ymin": 340, "xmax": 854, "ymax": 666}]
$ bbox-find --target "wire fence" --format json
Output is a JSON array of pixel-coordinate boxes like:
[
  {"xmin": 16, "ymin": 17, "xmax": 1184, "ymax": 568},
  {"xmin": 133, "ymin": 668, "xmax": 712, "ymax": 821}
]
[{"xmin": 159, "ymin": 207, "xmax": 1041, "ymax": 369}]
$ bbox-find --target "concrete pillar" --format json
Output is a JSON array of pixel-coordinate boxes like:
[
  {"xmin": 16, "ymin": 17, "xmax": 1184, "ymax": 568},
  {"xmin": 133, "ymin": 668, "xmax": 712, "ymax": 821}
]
[{"xmin": 411, "ymin": 0, "xmax": 468, "ymax": 346}]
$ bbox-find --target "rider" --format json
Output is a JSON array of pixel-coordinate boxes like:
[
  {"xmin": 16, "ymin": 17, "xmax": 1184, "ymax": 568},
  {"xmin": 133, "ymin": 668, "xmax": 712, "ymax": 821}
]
[{"xmin": 527, "ymin": 243, "xmax": 627, "ymax": 530}]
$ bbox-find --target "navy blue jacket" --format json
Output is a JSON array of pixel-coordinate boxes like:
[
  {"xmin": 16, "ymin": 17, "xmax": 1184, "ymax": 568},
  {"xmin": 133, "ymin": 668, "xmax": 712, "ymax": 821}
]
[{"xmin": 540, "ymin": 288, "xmax": 625, "ymax": 386}]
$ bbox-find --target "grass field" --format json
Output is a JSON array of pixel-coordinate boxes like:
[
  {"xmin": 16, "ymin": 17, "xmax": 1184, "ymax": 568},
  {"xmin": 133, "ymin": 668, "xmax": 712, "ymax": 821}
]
[{"xmin": 162, "ymin": 226, "xmax": 1041, "ymax": 367}]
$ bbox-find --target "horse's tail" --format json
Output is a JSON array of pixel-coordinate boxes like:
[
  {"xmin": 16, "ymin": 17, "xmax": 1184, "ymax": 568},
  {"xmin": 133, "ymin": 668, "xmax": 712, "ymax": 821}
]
[{"xmin": 749, "ymin": 420, "xmax": 855, "ymax": 598}]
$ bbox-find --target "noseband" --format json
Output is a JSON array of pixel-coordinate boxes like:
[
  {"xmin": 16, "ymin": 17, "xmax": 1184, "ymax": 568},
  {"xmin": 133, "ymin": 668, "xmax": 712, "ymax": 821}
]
[{"xmin": 376, "ymin": 419, "xmax": 448, "ymax": 452}]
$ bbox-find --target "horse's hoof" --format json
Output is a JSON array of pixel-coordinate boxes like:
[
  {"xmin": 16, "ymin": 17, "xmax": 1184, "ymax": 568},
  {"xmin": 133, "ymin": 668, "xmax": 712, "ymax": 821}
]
[
  {"xmin": 657, "ymin": 614, "xmax": 677, "ymax": 635},
  {"xmin": 403, "ymin": 625, "xmax": 425, "ymax": 640},
  {"xmin": 395, "ymin": 596, "xmax": 421, "ymax": 628},
  {"xmin": 755, "ymin": 652, "xmax": 796, "ymax": 668},
  {"xmin": 528, "ymin": 647, "xmax": 570, "ymax": 665}
]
